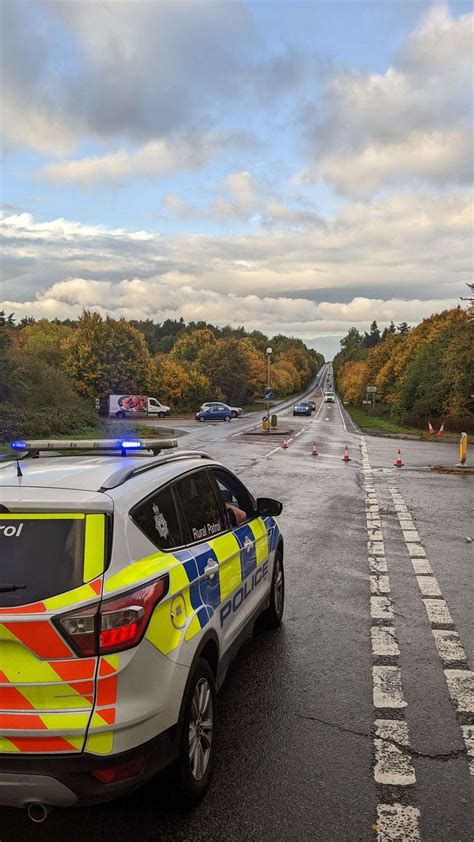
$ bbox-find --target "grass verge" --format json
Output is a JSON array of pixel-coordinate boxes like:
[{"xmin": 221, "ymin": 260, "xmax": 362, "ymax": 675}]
[{"xmin": 345, "ymin": 406, "xmax": 460, "ymax": 441}]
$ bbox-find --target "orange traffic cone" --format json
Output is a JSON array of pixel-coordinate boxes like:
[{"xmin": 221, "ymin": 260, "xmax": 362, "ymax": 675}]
[
  {"xmin": 342, "ymin": 445, "xmax": 351, "ymax": 462},
  {"xmin": 428, "ymin": 421, "xmax": 435, "ymax": 434},
  {"xmin": 438, "ymin": 421, "xmax": 445, "ymax": 436},
  {"xmin": 394, "ymin": 448, "xmax": 404, "ymax": 467},
  {"xmin": 311, "ymin": 440, "xmax": 319, "ymax": 456},
  {"xmin": 282, "ymin": 438, "xmax": 289, "ymax": 449}
]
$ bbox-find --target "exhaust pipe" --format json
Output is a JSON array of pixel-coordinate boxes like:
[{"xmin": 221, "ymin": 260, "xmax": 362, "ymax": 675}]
[{"xmin": 27, "ymin": 802, "xmax": 52, "ymax": 823}]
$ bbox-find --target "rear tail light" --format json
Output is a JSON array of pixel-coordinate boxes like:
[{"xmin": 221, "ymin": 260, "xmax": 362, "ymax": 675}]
[{"xmin": 54, "ymin": 576, "xmax": 169, "ymax": 656}]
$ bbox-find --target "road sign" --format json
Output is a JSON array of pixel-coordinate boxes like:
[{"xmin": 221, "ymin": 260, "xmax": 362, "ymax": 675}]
[
  {"xmin": 366, "ymin": 386, "xmax": 377, "ymax": 393},
  {"xmin": 264, "ymin": 388, "xmax": 273, "ymax": 400},
  {"xmin": 362, "ymin": 400, "xmax": 371, "ymax": 405}
]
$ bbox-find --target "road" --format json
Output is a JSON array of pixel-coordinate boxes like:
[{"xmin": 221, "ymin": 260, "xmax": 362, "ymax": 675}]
[{"xmin": 3, "ymin": 366, "xmax": 473, "ymax": 841}]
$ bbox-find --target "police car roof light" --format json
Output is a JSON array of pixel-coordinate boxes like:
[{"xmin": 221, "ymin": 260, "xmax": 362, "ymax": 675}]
[{"xmin": 8, "ymin": 438, "xmax": 178, "ymax": 454}]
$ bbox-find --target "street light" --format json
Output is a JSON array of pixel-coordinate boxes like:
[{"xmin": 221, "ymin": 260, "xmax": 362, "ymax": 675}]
[{"xmin": 266, "ymin": 347, "xmax": 273, "ymax": 426}]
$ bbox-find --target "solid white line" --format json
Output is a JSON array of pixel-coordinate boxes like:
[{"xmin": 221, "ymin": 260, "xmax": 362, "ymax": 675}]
[{"xmin": 335, "ymin": 395, "xmax": 347, "ymax": 432}]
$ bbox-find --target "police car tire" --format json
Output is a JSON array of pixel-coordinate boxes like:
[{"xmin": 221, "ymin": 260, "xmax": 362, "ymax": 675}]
[
  {"xmin": 259, "ymin": 550, "xmax": 284, "ymax": 629},
  {"xmin": 175, "ymin": 658, "xmax": 216, "ymax": 804}
]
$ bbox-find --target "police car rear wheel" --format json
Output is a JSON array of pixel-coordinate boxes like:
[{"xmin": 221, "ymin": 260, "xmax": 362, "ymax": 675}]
[
  {"xmin": 260, "ymin": 550, "xmax": 284, "ymax": 629},
  {"xmin": 176, "ymin": 658, "xmax": 216, "ymax": 803}
]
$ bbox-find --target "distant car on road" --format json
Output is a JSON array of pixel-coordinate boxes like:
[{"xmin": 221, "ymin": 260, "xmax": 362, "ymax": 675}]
[
  {"xmin": 293, "ymin": 401, "xmax": 312, "ymax": 417},
  {"xmin": 196, "ymin": 404, "xmax": 232, "ymax": 422},
  {"xmin": 201, "ymin": 401, "xmax": 243, "ymax": 418},
  {"xmin": 324, "ymin": 392, "xmax": 335, "ymax": 403},
  {"xmin": 307, "ymin": 400, "xmax": 316, "ymax": 411}
]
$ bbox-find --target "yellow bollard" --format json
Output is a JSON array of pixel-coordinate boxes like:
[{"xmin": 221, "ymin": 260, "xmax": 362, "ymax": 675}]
[{"xmin": 457, "ymin": 432, "xmax": 468, "ymax": 466}]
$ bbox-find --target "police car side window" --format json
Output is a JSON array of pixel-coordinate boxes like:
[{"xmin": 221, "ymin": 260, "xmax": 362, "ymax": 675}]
[
  {"xmin": 175, "ymin": 471, "xmax": 223, "ymax": 544},
  {"xmin": 211, "ymin": 468, "xmax": 255, "ymax": 528},
  {"xmin": 130, "ymin": 486, "xmax": 182, "ymax": 550}
]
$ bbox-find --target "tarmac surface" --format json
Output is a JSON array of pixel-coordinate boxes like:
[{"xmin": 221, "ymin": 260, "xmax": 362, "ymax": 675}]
[{"xmin": 3, "ymin": 365, "xmax": 473, "ymax": 841}]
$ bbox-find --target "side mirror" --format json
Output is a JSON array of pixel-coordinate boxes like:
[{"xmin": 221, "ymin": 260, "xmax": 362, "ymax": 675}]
[{"xmin": 256, "ymin": 497, "xmax": 283, "ymax": 517}]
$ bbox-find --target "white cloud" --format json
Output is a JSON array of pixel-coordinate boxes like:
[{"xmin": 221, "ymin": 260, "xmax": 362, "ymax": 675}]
[
  {"xmin": 0, "ymin": 197, "xmax": 469, "ymax": 348},
  {"xmin": 40, "ymin": 136, "xmax": 217, "ymax": 187},
  {"xmin": 303, "ymin": 4, "xmax": 473, "ymax": 196},
  {"xmin": 0, "ymin": 276, "xmax": 458, "ymax": 341}
]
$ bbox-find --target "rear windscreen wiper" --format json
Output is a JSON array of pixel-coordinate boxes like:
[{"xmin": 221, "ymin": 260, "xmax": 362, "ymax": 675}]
[{"xmin": 0, "ymin": 583, "xmax": 26, "ymax": 592}]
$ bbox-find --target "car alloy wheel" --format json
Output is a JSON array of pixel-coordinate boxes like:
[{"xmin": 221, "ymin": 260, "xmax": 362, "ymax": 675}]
[
  {"xmin": 199, "ymin": 416, "xmax": 206, "ymax": 422},
  {"xmin": 225, "ymin": 415, "xmax": 231, "ymax": 422},
  {"xmin": 189, "ymin": 677, "xmax": 214, "ymax": 781},
  {"xmin": 273, "ymin": 557, "xmax": 284, "ymax": 618}
]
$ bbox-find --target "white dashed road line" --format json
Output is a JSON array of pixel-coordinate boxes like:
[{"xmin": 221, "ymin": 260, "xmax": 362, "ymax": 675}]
[
  {"xmin": 388, "ymin": 486, "xmax": 474, "ymax": 777},
  {"xmin": 361, "ymin": 437, "xmax": 420, "ymax": 840}
]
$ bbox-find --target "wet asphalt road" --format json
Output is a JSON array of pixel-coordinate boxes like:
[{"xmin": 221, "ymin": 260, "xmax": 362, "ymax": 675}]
[{"xmin": 3, "ymin": 367, "xmax": 473, "ymax": 841}]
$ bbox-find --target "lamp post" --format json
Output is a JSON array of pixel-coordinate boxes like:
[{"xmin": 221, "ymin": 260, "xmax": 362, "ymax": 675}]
[{"xmin": 266, "ymin": 347, "xmax": 273, "ymax": 426}]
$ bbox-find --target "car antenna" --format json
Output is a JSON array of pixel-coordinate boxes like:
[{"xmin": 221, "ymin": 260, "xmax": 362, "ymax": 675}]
[{"xmin": 16, "ymin": 458, "xmax": 23, "ymax": 478}]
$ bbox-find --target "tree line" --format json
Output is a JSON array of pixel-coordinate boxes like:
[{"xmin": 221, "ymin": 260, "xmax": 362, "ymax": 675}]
[
  {"xmin": 0, "ymin": 312, "xmax": 324, "ymax": 440},
  {"xmin": 334, "ymin": 308, "xmax": 473, "ymax": 431}
]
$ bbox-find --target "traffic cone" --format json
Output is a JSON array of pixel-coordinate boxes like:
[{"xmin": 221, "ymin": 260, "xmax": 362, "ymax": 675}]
[
  {"xmin": 282, "ymin": 438, "xmax": 289, "ymax": 449},
  {"xmin": 428, "ymin": 421, "xmax": 435, "ymax": 434},
  {"xmin": 342, "ymin": 445, "xmax": 351, "ymax": 462},
  {"xmin": 394, "ymin": 448, "xmax": 404, "ymax": 467},
  {"xmin": 438, "ymin": 421, "xmax": 445, "ymax": 436},
  {"xmin": 311, "ymin": 440, "xmax": 319, "ymax": 456}
]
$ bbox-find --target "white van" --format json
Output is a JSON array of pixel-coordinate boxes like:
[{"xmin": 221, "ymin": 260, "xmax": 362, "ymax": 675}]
[{"xmin": 109, "ymin": 394, "xmax": 170, "ymax": 418}]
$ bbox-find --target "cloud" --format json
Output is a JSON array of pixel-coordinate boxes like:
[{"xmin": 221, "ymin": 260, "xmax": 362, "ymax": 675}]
[
  {"xmin": 1, "ymin": 196, "xmax": 469, "ymax": 344},
  {"xmin": 40, "ymin": 136, "xmax": 218, "ymax": 187},
  {"xmin": 302, "ymin": 4, "xmax": 473, "ymax": 195},
  {"xmin": 0, "ymin": 274, "xmax": 458, "ymax": 342}
]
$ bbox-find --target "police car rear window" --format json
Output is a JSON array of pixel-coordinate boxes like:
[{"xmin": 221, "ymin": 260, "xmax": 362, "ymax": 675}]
[
  {"xmin": 130, "ymin": 486, "xmax": 182, "ymax": 551},
  {"xmin": 175, "ymin": 471, "xmax": 223, "ymax": 544},
  {"xmin": 0, "ymin": 517, "xmax": 85, "ymax": 607}
]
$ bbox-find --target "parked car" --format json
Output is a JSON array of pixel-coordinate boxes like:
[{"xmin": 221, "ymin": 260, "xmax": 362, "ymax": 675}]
[
  {"xmin": 293, "ymin": 401, "xmax": 312, "ymax": 417},
  {"xmin": 201, "ymin": 402, "xmax": 243, "ymax": 418},
  {"xmin": 196, "ymin": 404, "xmax": 232, "ymax": 422},
  {"xmin": 0, "ymin": 437, "xmax": 284, "ymax": 811}
]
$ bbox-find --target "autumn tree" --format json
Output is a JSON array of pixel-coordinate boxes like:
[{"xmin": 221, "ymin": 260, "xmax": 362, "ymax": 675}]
[
  {"xmin": 19, "ymin": 320, "xmax": 73, "ymax": 367},
  {"xmin": 172, "ymin": 328, "xmax": 216, "ymax": 363},
  {"xmin": 197, "ymin": 338, "xmax": 263, "ymax": 405},
  {"xmin": 63, "ymin": 312, "xmax": 155, "ymax": 399}
]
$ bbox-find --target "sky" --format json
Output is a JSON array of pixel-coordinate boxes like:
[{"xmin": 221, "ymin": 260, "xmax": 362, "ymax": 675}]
[{"xmin": 1, "ymin": 0, "xmax": 472, "ymax": 360}]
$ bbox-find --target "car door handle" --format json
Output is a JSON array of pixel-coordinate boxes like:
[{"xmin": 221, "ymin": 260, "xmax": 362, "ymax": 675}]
[{"xmin": 204, "ymin": 559, "xmax": 219, "ymax": 579}]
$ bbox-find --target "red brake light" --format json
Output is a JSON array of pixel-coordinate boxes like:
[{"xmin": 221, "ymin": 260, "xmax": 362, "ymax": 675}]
[{"xmin": 55, "ymin": 576, "xmax": 169, "ymax": 657}]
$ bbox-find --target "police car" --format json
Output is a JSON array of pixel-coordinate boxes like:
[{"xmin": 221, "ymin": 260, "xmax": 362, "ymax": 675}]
[{"xmin": 0, "ymin": 439, "xmax": 284, "ymax": 819}]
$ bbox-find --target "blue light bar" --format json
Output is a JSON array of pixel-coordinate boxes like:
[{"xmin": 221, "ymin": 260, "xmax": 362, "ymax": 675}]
[
  {"xmin": 117, "ymin": 439, "xmax": 142, "ymax": 449},
  {"xmin": 11, "ymin": 441, "xmax": 27, "ymax": 451}
]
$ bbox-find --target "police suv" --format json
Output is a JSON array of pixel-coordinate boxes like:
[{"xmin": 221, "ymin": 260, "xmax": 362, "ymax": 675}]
[{"xmin": 0, "ymin": 439, "xmax": 284, "ymax": 819}]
